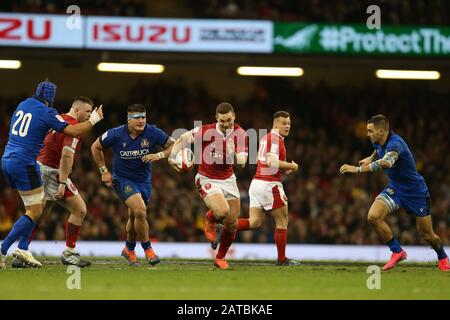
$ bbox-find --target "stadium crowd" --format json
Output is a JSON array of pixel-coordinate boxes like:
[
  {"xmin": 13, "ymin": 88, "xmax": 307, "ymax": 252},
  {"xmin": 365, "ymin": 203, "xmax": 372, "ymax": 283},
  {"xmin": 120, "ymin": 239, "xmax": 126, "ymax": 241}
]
[
  {"xmin": 1, "ymin": 0, "xmax": 449, "ymax": 25},
  {"xmin": 1, "ymin": 79, "xmax": 449, "ymax": 247}
]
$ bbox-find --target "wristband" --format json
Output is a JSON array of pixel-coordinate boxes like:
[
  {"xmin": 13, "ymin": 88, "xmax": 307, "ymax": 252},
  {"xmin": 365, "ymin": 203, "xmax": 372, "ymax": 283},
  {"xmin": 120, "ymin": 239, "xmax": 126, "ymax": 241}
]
[{"xmin": 99, "ymin": 165, "xmax": 108, "ymax": 175}]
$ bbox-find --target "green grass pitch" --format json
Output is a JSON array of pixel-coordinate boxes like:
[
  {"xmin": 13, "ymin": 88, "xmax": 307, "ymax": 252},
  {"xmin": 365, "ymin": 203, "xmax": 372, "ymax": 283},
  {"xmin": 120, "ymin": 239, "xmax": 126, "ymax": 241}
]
[{"xmin": 0, "ymin": 257, "xmax": 449, "ymax": 299}]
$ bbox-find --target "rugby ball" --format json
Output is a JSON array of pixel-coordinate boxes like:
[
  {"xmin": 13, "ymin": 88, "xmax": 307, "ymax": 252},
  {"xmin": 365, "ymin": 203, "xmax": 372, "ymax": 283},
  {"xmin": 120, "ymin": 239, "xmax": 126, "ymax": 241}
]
[{"xmin": 176, "ymin": 147, "xmax": 194, "ymax": 172}]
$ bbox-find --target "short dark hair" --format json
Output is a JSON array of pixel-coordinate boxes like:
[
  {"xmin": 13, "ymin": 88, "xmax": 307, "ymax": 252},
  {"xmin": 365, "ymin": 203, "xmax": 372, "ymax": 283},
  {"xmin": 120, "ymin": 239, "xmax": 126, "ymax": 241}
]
[
  {"xmin": 216, "ymin": 102, "xmax": 234, "ymax": 115},
  {"xmin": 368, "ymin": 114, "xmax": 389, "ymax": 130},
  {"xmin": 273, "ymin": 111, "xmax": 290, "ymax": 119},
  {"xmin": 73, "ymin": 96, "xmax": 93, "ymax": 106},
  {"xmin": 127, "ymin": 104, "xmax": 146, "ymax": 113}
]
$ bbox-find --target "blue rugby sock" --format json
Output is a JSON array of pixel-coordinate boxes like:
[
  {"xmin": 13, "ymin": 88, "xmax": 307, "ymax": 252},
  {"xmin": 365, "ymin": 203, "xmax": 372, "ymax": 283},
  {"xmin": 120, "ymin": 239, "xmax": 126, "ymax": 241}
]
[
  {"xmin": 386, "ymin": 237, "xmax": 402, "ymax": 253},
  {"xmin": 141, "ymin": 241, "xmax": 151, "ymax": 251},
  {"xmin": 125, "ymin": 240, "xmax": 136, "ymax": 252},
  {"xmin": 1, "ymin": 215, "xmax": 34, "ymax": 255},
  {"xmin": 436, "ymin": 246, "xmax": 447, "ymax": 260},
  {"xmin": 18, "ymin": 222, "xmax": 36, "ymax": 250}
]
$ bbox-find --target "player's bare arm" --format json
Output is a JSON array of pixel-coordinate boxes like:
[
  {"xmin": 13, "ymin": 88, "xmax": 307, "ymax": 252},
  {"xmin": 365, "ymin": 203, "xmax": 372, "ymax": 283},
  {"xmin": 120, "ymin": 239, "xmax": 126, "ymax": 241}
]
[
  {"xmin": 63, "ymin": 105, "xmax": 104, "ymax": 137},
  {"xmin": 267, "ymin": 153, "xmax": 298, "ymax": 172},
  {"xmin": 340, "ymin": 151, "xmax": 399, "ymax": 174},
  {"xmin": 227, "ymin": 139, "xmax": 247, "ymax": 169},
  {"xmin": 168, "ymin": 130, "xmax": 194, "ymax": 172},
  {"xmin": 142, "ymin": 137, "xmax": 175, "ymax": 163},
  {"xmin": 359, "ymin": 150, "xmax": 378, "ymax": 166},
  {"xmin": 91, "ymin": 138, "xmax": 113, "ymax": 187},
  {"xmin": 53, "ymin": 147, "xmax": 75, "ymax": 200}
]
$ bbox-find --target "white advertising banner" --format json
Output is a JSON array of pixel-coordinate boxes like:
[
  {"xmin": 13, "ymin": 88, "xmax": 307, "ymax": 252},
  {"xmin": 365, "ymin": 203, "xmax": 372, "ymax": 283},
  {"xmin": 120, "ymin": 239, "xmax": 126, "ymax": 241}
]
[
  {"xmin": 0, "ymin": 13, "xmax": 272, "ymax": 53},
  {"xmin": 85, "ymin": 17, "xmax": 272, "ymax": 53},
  {"xmin": 0, "ymin": 13, "xmax": 84, "ymax": 48}
]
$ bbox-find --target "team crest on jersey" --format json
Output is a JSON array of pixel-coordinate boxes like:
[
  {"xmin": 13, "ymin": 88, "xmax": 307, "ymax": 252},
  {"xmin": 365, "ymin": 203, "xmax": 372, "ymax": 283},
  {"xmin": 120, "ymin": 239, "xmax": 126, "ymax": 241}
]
[
  {"xmin": 386, "ymin": 188, "xmax": 394, "ymax": 195},
  {"xmin": 141, "ymin": 138, "xmax": 149, "ymax": 148},
  {"xmin": 205, "ymin": 183, "xmax": 212, "ymax": 190},
  {"xmin": 124, "ymin": 185, "xmax": 133, "ymax": 194}
]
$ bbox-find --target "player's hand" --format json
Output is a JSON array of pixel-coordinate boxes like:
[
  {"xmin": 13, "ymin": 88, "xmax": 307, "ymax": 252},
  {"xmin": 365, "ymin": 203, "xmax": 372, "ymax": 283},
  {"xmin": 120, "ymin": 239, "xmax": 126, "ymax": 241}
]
[
  {"xmin": 168, "ymin": 155, "xmax": 182, "ymax": 173},
  {"xmin": 290, "ymin": 160, "xmax": 299, "ymax": 172},
  {"xmin": 340, "ymin": 164, "xmax": 356, "ymax": 174},
  {"xmin": 359, "ymin": 157, "xmax": 372, "ymax": 166},
  {"xmin": 89, "ymin": 105, "xmax": 104, "ymax": 126},
  {"xmin": 102, "ymin": 171, "xmax": 113, "ymax": 187},
  {"xmin": 142, "ymin": 153, "xmax": 161, "ymax": 163},
  {"xmin": 53, "ymin": 183, "xmax": 66, "ymax": 200}
]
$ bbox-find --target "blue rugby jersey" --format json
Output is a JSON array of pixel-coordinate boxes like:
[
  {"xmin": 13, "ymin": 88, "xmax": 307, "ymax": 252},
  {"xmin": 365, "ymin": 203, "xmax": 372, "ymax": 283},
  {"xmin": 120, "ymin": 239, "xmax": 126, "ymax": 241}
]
[{"xmin": 100, "ymin": 124, "xmax": 169, "ymax": 183}]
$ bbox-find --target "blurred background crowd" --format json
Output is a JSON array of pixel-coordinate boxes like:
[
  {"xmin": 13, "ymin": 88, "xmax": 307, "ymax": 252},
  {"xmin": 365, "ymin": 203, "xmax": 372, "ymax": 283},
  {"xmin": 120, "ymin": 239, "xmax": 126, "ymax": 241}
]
[
  {"xmin": 1, "ymin": 78, "xmax": 449, "ymax": 246},
  {"xmin": 0, "ymin": 0, "xmax": 448, "ymax": 25}
]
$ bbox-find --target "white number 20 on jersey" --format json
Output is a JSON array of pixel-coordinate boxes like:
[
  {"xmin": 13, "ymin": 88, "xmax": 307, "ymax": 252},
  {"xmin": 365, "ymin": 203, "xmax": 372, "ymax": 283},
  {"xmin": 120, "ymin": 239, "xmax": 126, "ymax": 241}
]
[{"xmin": 11, "ymin": 110, "xmax": 32, "ymax": 137}]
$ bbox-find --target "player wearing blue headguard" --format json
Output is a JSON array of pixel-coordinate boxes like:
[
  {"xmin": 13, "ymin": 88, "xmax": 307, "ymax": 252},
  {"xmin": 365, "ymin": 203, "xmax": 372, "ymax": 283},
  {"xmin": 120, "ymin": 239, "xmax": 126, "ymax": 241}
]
[
  {"xmin": 340, "ymin": 115, "xmax": 449, "ymax": 271},
  {"xmin": 91, "ymin": 104, "xmax": 174, "ymax": 266},
  {"xmin": 0, "ymin": 80, "xmax": 104, "ymax": 269}
]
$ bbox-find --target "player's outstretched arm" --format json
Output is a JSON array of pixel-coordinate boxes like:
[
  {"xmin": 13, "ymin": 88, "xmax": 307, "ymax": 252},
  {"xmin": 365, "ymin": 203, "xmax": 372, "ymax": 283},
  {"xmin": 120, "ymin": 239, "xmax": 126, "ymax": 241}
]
[
  {"xmin": 168, "ymin": 130, "xmax": 194, "ymax": 172},
  {"xmin": 359, "ymin": 150, "xmax": 378, "ymax": 166},
  {"xmin": 340, "ymin": 151, "xmax": 399, "ymax": 174},
  {"xmin": 91, "ymin": 138, "xmax": 112, "ymax": 187},
  {"xmin": 63, "ymin": 105, "xmax": 104, "ymax": 137},
  {"xmin": 142, "ymin": 137, "xmax": 175, "ymax": 163}
]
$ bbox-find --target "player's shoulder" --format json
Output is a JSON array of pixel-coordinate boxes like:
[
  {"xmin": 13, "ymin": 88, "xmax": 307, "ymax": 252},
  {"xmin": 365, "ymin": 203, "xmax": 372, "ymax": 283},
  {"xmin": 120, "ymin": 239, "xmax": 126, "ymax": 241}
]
[
  {"xmin": 192, "ymin": 123, "xmax": 215, "ymax": 135},
  {"xmin": 233, "ymin": 123, "xmax": 245, "ymax": 131},
  {"xmin": 61, "ymin": 113, "xmax": 78, "ymax": 125},
  {"xmin": 388, "ymin": 131, "xmax": 406, "ymax": 147}
]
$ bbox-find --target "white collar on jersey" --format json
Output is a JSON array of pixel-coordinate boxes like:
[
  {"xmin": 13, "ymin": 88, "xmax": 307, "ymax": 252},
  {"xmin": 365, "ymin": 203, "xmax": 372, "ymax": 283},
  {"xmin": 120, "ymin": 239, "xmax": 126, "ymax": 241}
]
[
  {"xmin": 271, "ymin": 129, "xmax": 285, "ymax": 140},
  {"xmin": 216, "ymin": 123, "xmax": 234, "ymax": 138}
]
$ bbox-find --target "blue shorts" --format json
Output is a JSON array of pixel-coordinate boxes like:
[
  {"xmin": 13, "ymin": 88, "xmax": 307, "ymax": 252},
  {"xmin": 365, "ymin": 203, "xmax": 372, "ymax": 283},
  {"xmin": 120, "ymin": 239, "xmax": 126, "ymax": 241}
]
[
  {"xmin": 1, "ymin": 157, "xmax": 42, "ymax": 191},
  {"xmin": 113, "ymin": 178, "xmax": 151, "ymax": 205},
  {"xmin": 378, "ymin": 187, "xmax": 430, "ymax": 217}
]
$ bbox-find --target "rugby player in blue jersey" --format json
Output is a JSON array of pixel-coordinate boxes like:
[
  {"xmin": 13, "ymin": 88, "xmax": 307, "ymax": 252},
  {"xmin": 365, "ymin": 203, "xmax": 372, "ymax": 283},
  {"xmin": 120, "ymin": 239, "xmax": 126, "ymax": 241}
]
[
  {"xmin": 0, "ymin": 80, "xmax": 104, "ymax": 269},
  {"xmin": 91, "ymin": 104, "xmax": 174, "ymax": 266},
  {"xmin": 340, "ymin": 115, "xmax": 449, "ymax": 271}
]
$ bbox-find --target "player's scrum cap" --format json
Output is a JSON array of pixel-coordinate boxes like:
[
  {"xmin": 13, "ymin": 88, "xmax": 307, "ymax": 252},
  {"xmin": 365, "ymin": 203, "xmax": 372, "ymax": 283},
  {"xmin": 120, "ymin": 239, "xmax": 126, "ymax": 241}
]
[{"xmin": 35, "ymin": 80, "xmax": 57, "ymax": 107}]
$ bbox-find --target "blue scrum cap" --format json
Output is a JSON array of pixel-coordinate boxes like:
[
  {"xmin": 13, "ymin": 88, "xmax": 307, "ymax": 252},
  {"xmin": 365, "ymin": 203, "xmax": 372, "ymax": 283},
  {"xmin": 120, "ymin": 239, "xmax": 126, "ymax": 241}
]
[{"xmin": 35, "ymin": 80, "xmax": 57, "ymax": 106}]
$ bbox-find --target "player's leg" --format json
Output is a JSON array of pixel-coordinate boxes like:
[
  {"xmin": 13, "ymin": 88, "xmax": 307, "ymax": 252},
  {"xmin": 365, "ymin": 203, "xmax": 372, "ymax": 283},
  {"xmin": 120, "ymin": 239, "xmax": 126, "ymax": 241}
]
[
  {"xmin": 60, "ymin": 194, "xmax": 91, "ymax": 267},
  {"xmin": 125, "ymin": 193, "xmax": 160, "ymax": 266},
  {"xmin": 237, "ymin": 207, "xmax": 265, "ymax": 231},
  {"xmin": 416, "ymin": 216, "xmax": 449, "ymax": 271},
  {"xmin": 214, "ymin": 197, "xmax": 239, "ymax": 269},
  {"xmin": 369, "ymin": 193, "xmax": 406, "ymax": 270},
  {"xmin": 12, "ymin": 200, "xmax": 52, "ymax": 269},
  {"xmin": 2, "ymin": 187, "xmax": 45, "ymax": 268},
  {"xmin": 270, "ymin": 205, "xmax": 299, "ymax": 266},
  {"xmin": 203, "ymin": 192, "xmax": 231, "ymax": 246},
  {"xmin": 237, "ymin": 178, "xmax": 265, "ymax": 231},
  {"xmin": 121, "ymin": 208, "xmax": 140, "ymax": 266}
]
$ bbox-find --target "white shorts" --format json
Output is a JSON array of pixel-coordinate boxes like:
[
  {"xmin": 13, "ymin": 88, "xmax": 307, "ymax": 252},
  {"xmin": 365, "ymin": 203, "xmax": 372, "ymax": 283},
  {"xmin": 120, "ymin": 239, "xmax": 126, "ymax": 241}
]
[
  {"xmin": 38, "ymin": 163, "xmax": 79, "ymax": 201},
  {"xmin": 195, "ymin": 173, "xmax": 240, "ymax": 200},
  {"xmin": 249, "ymin": 179, "xmax": 287, "ymax": 211}
]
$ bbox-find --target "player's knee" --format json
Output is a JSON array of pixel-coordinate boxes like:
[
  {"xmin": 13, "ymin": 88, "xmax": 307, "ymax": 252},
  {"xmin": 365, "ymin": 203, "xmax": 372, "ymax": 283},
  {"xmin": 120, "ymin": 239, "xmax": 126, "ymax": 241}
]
[
  {"xmin": 133, "ymin": 208, "xmax": 147, "ymax": 220},
  {"xmin": 249, "ymin": 217, "xmax": 263, "ymax": 229},
  {"xmin": 214, "ymin": 206, "xmax": 230, "ymax": 219},
  {"xmin": 367, "ymin": 211, "xmax": 382, "ymax": 224}
]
